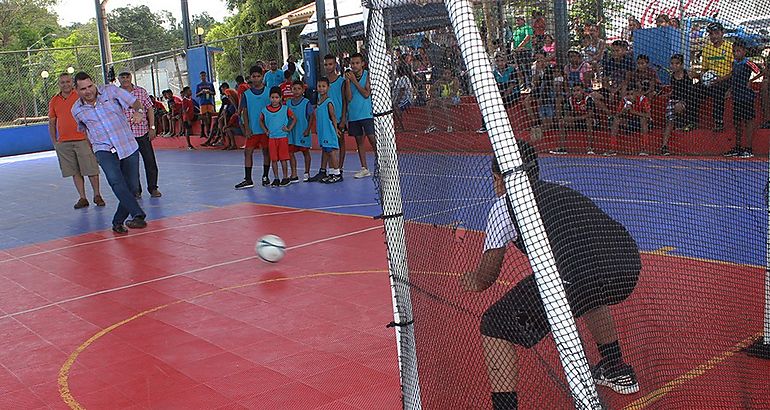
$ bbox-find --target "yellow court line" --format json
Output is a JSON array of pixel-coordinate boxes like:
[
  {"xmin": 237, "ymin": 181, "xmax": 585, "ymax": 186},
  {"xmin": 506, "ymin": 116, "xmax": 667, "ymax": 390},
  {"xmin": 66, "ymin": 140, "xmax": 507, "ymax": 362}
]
[
  {"xmin": 58, "ymin": 269, "xmax": 387, "ymax": 410},
  {"xmin": 623, "ymin": 332, "xmax": 762, "ymax": 410},
  {"xmin": 650, "ymin": 246, "xmax": 676, "ymax": 255}
]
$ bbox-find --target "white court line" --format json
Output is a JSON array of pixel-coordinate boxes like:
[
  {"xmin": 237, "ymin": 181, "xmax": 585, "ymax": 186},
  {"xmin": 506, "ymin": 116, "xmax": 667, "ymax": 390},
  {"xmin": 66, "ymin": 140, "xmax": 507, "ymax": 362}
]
[
  {"xmin": 593, "ymin": 197, "xmax": 764, "ymax": 212},
  {"xmin": 0, "ymin": 225, "xmax": 382, "ymax": 320},
  {"xmin": 0, "ymin": 150, "xmax": 56, "ymax": 165},
  {"xmin": 549, "ymin": 161, "xmax": 766, "ymax": 172},
  {"xmin": 0, "ymin": 202, "xmax": 378, "ymax": 264}
]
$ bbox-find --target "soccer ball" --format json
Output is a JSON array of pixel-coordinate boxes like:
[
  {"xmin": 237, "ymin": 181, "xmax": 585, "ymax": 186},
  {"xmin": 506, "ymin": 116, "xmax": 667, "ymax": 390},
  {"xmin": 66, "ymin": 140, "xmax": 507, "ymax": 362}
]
[
  {"xmin": 701, "ymin": 70, "xmax": 718, "ymax": 87},
  {"xmin": 255, "ymin": 234, "xmax": 286, "ymax": 263}
]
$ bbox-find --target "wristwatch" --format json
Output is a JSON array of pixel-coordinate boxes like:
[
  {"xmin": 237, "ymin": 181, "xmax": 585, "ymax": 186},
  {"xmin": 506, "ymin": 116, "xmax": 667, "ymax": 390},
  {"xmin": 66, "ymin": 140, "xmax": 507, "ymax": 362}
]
[
  {"xmin": 150, "ymin": 126, "xmax": 156, "ymax": 130},
  {"xmin": 137, "ymin": 108, "xmax": 145, "ymax": 113}
]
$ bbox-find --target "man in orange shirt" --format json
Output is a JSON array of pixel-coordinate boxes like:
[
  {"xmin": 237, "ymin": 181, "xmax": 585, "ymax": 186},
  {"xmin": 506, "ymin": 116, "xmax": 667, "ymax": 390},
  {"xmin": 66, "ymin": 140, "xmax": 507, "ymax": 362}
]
[{"xmin": 48, "ymin": 72, "xmax": 105, "ymax": 209}]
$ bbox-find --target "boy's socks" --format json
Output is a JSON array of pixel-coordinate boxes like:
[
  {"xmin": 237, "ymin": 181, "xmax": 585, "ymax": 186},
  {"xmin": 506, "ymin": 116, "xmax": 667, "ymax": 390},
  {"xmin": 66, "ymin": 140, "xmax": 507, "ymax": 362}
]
[{"xmin": 245, "ymin": 167, "xmax": 252, "ymax": 181}]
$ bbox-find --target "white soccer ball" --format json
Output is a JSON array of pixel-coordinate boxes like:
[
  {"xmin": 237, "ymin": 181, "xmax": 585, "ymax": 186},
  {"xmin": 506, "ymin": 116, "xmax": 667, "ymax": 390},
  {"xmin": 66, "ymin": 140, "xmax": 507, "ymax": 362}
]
[
  {"xmin": 701, "ymin": 70, "xmax": 718, "ymax": 87},
  {"xmin": 255, "ymin": 234, "xmax": 286, "ymax": 263}
]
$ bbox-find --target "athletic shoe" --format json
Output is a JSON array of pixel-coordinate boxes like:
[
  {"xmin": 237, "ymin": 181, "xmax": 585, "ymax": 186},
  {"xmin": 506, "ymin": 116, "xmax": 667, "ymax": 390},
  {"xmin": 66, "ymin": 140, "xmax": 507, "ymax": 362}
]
[
  {"xmin": 93, "ymin": 196, "xmax": 106, "ymax": 206},
  {"xmin": 661, "ymin": 146, "xmax": 671, "ymax": 156},
  {"xmin": 592, "ymin": 359, "xmax": 640, "ymax": 395},
  {"xmin": 424, "ymin": 125, "xmax": 437, "ymax": 133},
  {"xmin": 549, "ymin": 148, "xmax": 567, "ymax": 155},
  {"xmin": 262, "ymin": 176, "xmax": 270, "ymax": 186},
  {"xmin": 587, "ymin": 149, "xmax": 596, "ymax": 155},
  {"xmin": 125, "ymin": 216, "xmax": 147, "ymax": 229},
  {"xmin": 354, "ymin": 168, "xmax": 372, "ymax": 179},
  {"xmin": 289, "ymin": 176, "xmax": 300, "ymax": 184},
  {"xmin": 325, "ymin": 174, "xmax": 342, "ymax": 184},
  {"xmin": 447, "ymin": 126, "xmax": 453, "ymax": 132},
  {"xmin": 307, "ymin": 172, "xmax": 326, "ymax": 182},
  {"xmin": 270, "ymin": 179, "xmax": 280, "ymax": 187},
  {"xmin": 149, "ymin": 189, "xmax": 162, "ymax": 198},
  {"xmin": 476, "ymin": 126, "xmax": 487, "ymax": 134},
  {"xmin": 235, "ymin": 180, "xmax": 255, "ymax": 190},
  {"xmin": 112, "ymin": 224, "xmax": 128, "ymax": 234},
  {"xmin": 638, "ymin": 152, "xmax": 649, "ymax": 156},
  {"xmin": 739, "ymin": 149, "xmax": 754, "ymax": 159},
  {"xmin": 280, "ymin": 178, "xmax": 291, "ymax": 186},
  {"xmin": 723, "ymin": 147, "xmax": 741, "ymax": 157},
  {"xmin": 74, "ymin": 198, "xmax": 89, "ymax": 209},
  {"xmin": 602, "ymin": 151, "xmax": 617, "ymax": 157},
  {"xmin": 303, "ymin": 173, "xmax": 310, "ymax": 182}
]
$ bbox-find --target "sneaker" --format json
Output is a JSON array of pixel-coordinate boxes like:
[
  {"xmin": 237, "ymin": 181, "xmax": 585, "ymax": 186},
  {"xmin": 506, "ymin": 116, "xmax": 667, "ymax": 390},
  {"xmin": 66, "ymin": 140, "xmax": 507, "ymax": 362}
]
[
  {"xmin": 125, "ymin": 216, "xmax": 147, "ymax": 229},
  {"xmin": 235, "ymin": 180, "xmax": 255, "ymax": 190},
  {"xmin": 289, "ymin": 176, "xmax": 300, "ymax": 184},
  {"xmin": 280, "ymin": 178, "xmax": 291, "ymax": 186},
  {"xmin": 447, "ymin": 126, "xmax": 453, "ymax": 132},
  {"xmin": 325, "ymin": 174, "xmax": 342, "ymax": 184},
  {"xmin": 549, "ymin": 148, "xmax": 567, "ymax": 155},
  {"xmin": 739, "ymin": 149, "xmax": 754, "ymax": 159},
  {"xmin": 262, "ymin": 176, "xmax": 270, "ymax": 186},
  {"xmin": 638, "ymin": 152, "xmax": 649, "ymax": 156},
  {"xmin": 93, "ymin": 196, "xmax": 106, "ymax": 206},
  {"xmin": 307, "ymin": 172, "xmax": 326, "ymax": 182},
  {"xmin": 303, "ymin": 173, "xmax": 310, "ymax": 182},
  {"xmin": 592, "ymin": 359, "xmax": 640, "ymax": 395},
  {"xmin": 424, "ymin": 125, "xmax": 437, "ymax": 133},
  {"xmin": 112, "ymin": 224, "xmax": 128, "ymax": 234},
  {"xmin": 602, "ymin": 151, "xmax": 617, "ymax": 157},
  {"xmin": 354, "ymin": 168, "xmax": 372, "ymax": 179},
  {"xmin": 187, "ymin": 145, "xmax": 196, "ymax": 150},
  {"xmin": 74, "ymin": 198, "xmax": 89, "ymax": 209},
  {"xmin": 587, "ymin": 149, "xmax": 596, "ymax": 155},
  {"xmin": 149, "ymin": 189, "xmax": 162, "ymax": 198},
  {"xmin": 661, "ymin": 146, "xmax": 671, "ymax": 156},
  {"xmin": 723, "ymin": 147, "xmax": 741, "ymax": 157},
  {"xmin": 270, "ymin": 179, "xmax": 280, "ymax": 187},
  {"xmin": 476, "ymin": 127, "xmax": 487, "ymax": 134}
]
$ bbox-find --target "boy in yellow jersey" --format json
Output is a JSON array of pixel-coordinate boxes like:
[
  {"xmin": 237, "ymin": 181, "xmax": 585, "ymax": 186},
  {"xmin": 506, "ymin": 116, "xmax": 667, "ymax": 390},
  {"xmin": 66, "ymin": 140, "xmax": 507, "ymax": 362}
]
[{"xmin": 701, "ymin": 22, "xmax": 733, "ymax": 132}]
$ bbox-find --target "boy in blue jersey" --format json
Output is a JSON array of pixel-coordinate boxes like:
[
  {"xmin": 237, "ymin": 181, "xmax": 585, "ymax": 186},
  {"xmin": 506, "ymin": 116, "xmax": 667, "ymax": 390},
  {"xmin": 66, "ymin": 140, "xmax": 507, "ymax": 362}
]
[
  {"xmin": 315, "ymin": 77, "xmax": 343, "ymax": 184},
  {"xmin": 724, "ymin": 39, "xmax": 760, "ymax": 158},
  {"xmin": 345, "ymin": 52, "xmax": 375, "ymax": 179},
  {"xmin": 260, "ymin": 87, "xmax": 297, "ymax": 187},
  {"xmin": 236, "ymin": 65, "xmax": 272, "ymax": 189},
  {"xmin": 288, "ymin": 80, "xmax": 314, "ymax": 182},
  {"xmin": 309, "ymin": 54, "xmax": 348, "ymax": 182}
]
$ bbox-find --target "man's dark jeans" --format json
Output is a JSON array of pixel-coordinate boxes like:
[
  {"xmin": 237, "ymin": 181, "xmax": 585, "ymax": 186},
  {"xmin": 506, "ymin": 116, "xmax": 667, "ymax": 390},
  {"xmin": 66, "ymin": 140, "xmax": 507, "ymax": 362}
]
[
  {"xmin": 135, "ymin": 133, "xmax": 159, "ymax": 193},
  {"xmin": 94, "ymin": 150, "xmax": 145, "ymax": 226}
]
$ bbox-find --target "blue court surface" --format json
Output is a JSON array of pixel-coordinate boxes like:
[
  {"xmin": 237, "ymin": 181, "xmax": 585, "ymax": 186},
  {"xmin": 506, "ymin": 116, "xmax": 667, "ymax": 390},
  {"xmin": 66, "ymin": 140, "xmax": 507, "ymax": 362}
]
[{"xmin": 1, "ymin": 150, "xmax": 765, "ymax": 267}]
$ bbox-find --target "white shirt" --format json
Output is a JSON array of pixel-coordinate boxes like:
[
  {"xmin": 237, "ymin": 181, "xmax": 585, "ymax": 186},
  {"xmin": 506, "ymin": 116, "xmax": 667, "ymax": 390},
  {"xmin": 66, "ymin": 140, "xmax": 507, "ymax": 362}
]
[
  {"xmin": 484, "ymin": 196, "xmax": 519, "ymax": 251},
  {"xmin": 393, "ymin": 75, "xmax": 413, "ymax": 107}
]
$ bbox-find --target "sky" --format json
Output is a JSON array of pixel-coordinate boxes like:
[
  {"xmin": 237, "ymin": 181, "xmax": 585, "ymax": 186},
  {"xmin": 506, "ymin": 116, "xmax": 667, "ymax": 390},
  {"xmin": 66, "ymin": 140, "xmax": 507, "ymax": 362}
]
[{"xmin": 52, "ymin": 0, "xmax": 234, "ymax": 26}]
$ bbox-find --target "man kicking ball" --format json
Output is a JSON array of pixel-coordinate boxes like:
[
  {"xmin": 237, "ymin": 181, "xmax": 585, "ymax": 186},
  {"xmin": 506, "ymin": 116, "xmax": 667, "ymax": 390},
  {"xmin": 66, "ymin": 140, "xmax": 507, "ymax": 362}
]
[{"xmin": 461, "ymin": 140, "xmax": 640, "ymax": 409}]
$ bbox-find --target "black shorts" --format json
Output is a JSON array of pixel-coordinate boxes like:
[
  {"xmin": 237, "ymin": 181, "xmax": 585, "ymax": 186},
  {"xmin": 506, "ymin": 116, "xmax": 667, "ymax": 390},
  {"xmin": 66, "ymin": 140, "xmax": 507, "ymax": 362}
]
[
  {"xmin": 348, "ymin": 118, "xmax": 375, "ymax": 137},
  {"xmin": 734, "ymin": 98, "xmax": 756, "ymax": 123}
]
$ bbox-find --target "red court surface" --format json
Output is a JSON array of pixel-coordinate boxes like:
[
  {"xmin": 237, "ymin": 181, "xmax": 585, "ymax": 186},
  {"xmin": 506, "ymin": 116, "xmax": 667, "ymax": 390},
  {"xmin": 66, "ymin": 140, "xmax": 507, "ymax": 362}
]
[{"xmin": 0, "ymin": 204, "xmax": 400, "ymax": 409}]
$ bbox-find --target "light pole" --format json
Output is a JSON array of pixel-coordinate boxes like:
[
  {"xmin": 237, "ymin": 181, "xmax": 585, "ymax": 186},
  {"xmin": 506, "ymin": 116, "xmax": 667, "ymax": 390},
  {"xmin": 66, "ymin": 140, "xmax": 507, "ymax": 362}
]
[
  {"xmin": 149, "ymin": 58, "xmax": 157, "ymax": 96},
  {"xmin": 196, "ymin": 27, "xmax": 205, "ymax": 45},
  {"xmin": 26, "ymin": 33, "xmax": 57, "ymax": 117},
  {"xmin": 67, "ymin": 66, "xmax": 75, "ymax": 75},
  {"xmin": 41, "ymin": 70, "xmax": 50, "ymax": 103}
]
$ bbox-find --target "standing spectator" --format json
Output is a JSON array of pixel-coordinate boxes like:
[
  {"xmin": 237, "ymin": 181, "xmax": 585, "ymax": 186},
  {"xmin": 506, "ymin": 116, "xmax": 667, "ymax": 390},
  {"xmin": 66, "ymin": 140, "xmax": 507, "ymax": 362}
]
[
  {"xmin": 195, "ymin": 71, "xmax": 216, "ymax": 139},
  {"xmin": 532, "ymin": 11, "xmax": 547, "ymax": 49},
  {"xmin": 264, "ymin": 59, "xmax": 284, "ymax": 90},
  {"xmin": 180, "ymin": 86, "xmax": 195, "ymax": 150},
  {"xmin": 525, "ymin": 50, "xmax": 557, "ymax": 136},
  {"xmin": 118, "ymin": 72, "xmax": 162, "ymax": 199},
  {"xmin": 345, "ymin": 52, "xmax": 375, "ymax": 179},
  {"xmin": 701, "ymin": 22, "xmax": 732, "ymax": 132},
  {"xmin": 393, "ymin": 63, "xmax": 414, "ymax": 131},
  {"xmin": 425, "ymin": 67, "xmax": 460, "ymax": 133},
  {"xmin": 760, "ymin": 57, "xmax": 770, "ymax": 129},
  {"xmin": 622, "ymin": 16, "xmax": 642, "ymax": 44},
  {"xmin": 512, "ymin": 16, "xmax": 534, "ymax": 88},
  {"xmin": 724, "ymin": 39, "xmax": 761, "ymax": 158},
  {"xmin": 421, "ymin": 37, "xmax": 445, "ymax": 81},
  {"xmin": 542, "ymin": 34, "xmax": 557, "ymax": 66},
  {"xmin": 670, "ymin": 17, "xmax": 681, "ymax": 29},
  {"xmin": 48, "ymin": 72, "xmax": 105, "ymax": 210},
  {"xmin": 583, "ymin": 24, "xmax": 606, "ymax": 73},
  {"xmin": 70, "ymin": 72, "xmax": 147, "ymax": 234}
]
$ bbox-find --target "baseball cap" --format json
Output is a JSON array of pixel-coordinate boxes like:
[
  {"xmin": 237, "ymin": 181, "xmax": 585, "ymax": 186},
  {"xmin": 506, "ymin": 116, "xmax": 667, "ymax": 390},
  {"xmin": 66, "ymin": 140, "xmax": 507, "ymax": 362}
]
[{"xmin": 707, "ymin": 22, "xmax": 724, "ymax": 32}]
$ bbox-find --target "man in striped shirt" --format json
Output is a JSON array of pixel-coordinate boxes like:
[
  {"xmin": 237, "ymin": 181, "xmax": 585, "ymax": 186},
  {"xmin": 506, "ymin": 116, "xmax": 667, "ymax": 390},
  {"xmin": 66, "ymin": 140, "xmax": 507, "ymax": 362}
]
[
  {"xmin": 71, "ymin": 71, "xmax": 148, "ymax": 234},
  {"xmin": 118, "ymin": 72, "xmax": 162, "ymax": 198}
]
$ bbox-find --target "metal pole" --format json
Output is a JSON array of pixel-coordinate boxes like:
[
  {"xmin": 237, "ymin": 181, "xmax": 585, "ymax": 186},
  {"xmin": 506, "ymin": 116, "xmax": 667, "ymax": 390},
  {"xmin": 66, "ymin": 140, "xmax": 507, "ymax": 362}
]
[
  {"xmin": 554, "ymin": 0, "xmax": 570, "ymax": 68},
  {"xmin": 94, "ymin": 0, "xmax": 110, "ymax": 83},
  {"xmin": 150, "ymin": 59, "xmax": 157, "ymax": 96},
  {"xmin": 238, "ymin": 42, "xmax": 244, "ymax": 77},
  {"xmin": 181, "ymin": 0, "xmax": 192, "ymax": 50},
  {"xmin": 332, "ymin": 0, "xmax": 342, "ymax": 51},
  {"xmin": 27, "ymin": 49, "xmax": 39, "ymax": 117},
  {"xmin": 316, "ymin": 0, "xmax": 329, "ymax": 58}
]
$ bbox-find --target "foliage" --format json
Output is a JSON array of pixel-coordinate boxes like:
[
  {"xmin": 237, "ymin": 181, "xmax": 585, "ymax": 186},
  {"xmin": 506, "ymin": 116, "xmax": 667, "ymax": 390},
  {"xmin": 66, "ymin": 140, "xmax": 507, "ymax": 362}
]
[
  {"xmin": 108, "ymin": 5, "xmax": 182, "ymax": 55},
  {"xmin": 0, "ymin": 0, "xmax": 59, "ymax": 50}
]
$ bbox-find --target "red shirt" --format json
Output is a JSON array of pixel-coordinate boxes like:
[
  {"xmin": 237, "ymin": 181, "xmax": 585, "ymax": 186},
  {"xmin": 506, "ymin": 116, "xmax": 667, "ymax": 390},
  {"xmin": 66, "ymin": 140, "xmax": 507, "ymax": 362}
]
[
  {"xmin": 182, "ymin": 97, "xmax": 195, "ymax": 121},
  {"xmin": 168, "ymin": 95, "xmax": 183, "ymax": 114},
  {"xmin": 618, "ymin": 95, "xmax": 650, "ymax": 115},
  {"xmin": 280, "ymin": 81, "xmax": 294, "ymax": 103},
  {"xmin": 237, "ymin": 83, "xmax": 249, "ymax": 97},
  {"xmin": 570, "ymin": 95, "xmax": 589, "ymax": 114}
]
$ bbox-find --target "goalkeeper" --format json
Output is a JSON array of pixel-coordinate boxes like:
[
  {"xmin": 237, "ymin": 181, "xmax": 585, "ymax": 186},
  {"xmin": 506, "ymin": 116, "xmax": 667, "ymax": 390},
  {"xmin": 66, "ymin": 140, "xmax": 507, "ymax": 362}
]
[{"xmin": 461, "ymin": 140, "xmax": 641, "ymax": 409}]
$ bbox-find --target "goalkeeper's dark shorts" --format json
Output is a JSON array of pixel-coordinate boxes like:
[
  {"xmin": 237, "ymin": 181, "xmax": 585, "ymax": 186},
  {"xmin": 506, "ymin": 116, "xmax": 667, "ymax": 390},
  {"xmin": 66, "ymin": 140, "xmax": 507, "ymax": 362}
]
[{"xmin": 480, "ymin": 233, "xmax": 640, "ymax": 348}]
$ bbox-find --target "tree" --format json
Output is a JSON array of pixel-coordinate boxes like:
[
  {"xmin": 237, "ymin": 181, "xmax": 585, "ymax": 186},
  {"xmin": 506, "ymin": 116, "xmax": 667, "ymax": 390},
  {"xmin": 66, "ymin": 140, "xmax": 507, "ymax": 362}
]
[
  {"xmin": 568, "ymin": 0, "xmax": 623, "ymax": 43},
  {"xmin": 108, "ymin": 5, "xmax": 182, "ymax": 55},
  {"xmin": 0, "ymin": 0, "xmax": 59, "ymax": 50}
]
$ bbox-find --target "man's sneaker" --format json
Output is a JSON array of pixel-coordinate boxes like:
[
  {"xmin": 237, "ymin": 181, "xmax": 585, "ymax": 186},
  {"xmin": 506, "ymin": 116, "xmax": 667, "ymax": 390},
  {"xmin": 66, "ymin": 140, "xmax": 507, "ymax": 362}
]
[
  {"xmin": 638, "ymin": 151, "xmax": 649, "ymax": 156},
  {"xmin": 303, "ymin": 173, "xmax": 310, "ymax": 182},
  {"xmin": 112, "ymin": 224, "xmax": 128, "ymax": 234},
  {"xmin": 307, "ymin": 172, "xmax": 326, "ymax": 182},
  {"xmin": 549, "ymin": 147, "xmax": 567, "ymax": 155},
  {"xmin": 603, "ymin": 151, "xmax": 617, "ymax": 157},
  {"xmin": 149, "ymin": 189, "xmax": 162, "ymax": 198},
  {"xmin": 661, "ymin": 146, "xmax": 671, "ymax": 156},
  {"xmin": 261, "ymin": 176, "xmax": 270, "ymax": 186},
  {"xmin": 125, "ymin": 216, "xmax": 147, "ymax": 229},
  {"xmin": 324, "ymin": 174, "xmax": 342, "ymax": 184},
  {"xmin": 235, "ymin": 180, "xmax": 255, "ymax": 189},
  {"xmin": 723, "ymin": 147, "xmax": 741, "ymax": 157},
  {"xmin": 74, "ymin": 198, "xmax": 89, "ymax": 209},
  {"xmin": 739, "ymin": 149, "xmax": 754, "ymax": 159},
  {"xmin": 93, "ymin": 196, "xmax": 106, "ymax": 206},
  {"xmin": 354, "ymin": 168, "xmax": 372, "ymax": 179},
  {"xmin": 270, "ymin": 179, "xmax": 280, "ymax": 187},
  {"xmin": 280, "ymin": 178, "xmax": 291, "ymax": 186},
  {"xmin": 592, "ymin": 359, "xmax": 639, "ymax": 395},
  {"xmin": 424, "ymin": 125, "xmax": 437, "ymax": 133},
  {"xmin": 289, "ymin": 176, "xmax": 300, "ymax": 184},
  {"xmin": 476, "ymin": 126, "xmax": 487, "ymax": 134}
]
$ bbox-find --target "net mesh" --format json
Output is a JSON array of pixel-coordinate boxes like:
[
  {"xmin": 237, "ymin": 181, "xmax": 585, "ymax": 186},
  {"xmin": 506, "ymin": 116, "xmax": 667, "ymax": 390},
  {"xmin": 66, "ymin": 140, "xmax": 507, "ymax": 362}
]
[{"xmin": 367, "ymin": 0, "xmax": 770, "ymax": 408}]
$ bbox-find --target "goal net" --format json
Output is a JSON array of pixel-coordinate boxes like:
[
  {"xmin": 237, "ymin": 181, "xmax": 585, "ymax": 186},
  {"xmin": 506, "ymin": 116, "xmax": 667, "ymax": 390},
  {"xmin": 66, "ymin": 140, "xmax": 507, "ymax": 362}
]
[{"xmin": 364, "ymin": 0, "xmax": 770, "ymax": 408}]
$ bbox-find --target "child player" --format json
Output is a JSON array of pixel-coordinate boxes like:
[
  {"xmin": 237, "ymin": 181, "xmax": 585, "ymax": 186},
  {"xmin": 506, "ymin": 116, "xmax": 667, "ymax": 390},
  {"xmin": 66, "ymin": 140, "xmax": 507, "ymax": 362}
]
[
  {"xmin": 181, "ymin": 86, "xmax": 195, "ymax": 150},
  {"xmin": 316, "ymin": 77, "xmax": 343, "ymax": 184},
  {"xmin": 260, "ymin": 86, "xmax": 297, "ymax": 187},
  {"xmin": 288, "ymin": 80, "xmax": 314, "ymax": 182},
  {"xmin": 236, "ymin": 65, "xmax": 272, "ymax": 189},
  {"xmin": 346, "ymin": 52, "xmax": 375, "ymax": 179},
  {"xmin": 309, "ymin": 54, "xmax": 347, "ymax": 182}
]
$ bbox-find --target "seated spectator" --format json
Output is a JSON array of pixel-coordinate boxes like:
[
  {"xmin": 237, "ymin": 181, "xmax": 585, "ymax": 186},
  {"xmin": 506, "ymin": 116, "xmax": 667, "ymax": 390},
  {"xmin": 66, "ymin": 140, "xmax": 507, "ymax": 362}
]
[
  {"xmin": 542, "ymin": 34, "xmax": 557, "ymax": 66},
  {"xmin": 609, "ymin": 82, "xmax": 652, "ymax": 155},
  {"xmin": 558, "ymin": 49, "xmax": 593, "ymax": 119},
  {"xmin": 591, "ymin": 40, "xmax": 635, "ymax": 118},
  {"xmin": 393, "ymin": 63, "xmax": 414, "ymax": 131},
  {"xmin": 493, "ymin": 53, "xmax": 523, "ymax": 107},
  {"xmin": 162, "ymin": 89, "xmax": 182, "ymax": 137},
  {"xmin": 220, "ymin": 96, "xmax": 242, "ymax": 150},
  {"xmin": 661, "ymin": 54, "xmax": 697, "ymax": 155},
  {"xmin": 150, "ymin": 95, "xmax": 168, "ymax": 136},
  {"xmin": 630, "ymin": 54, "xmax": 660, "ymax": 95},
  {"xmin": 582, "ymin": 24, "xmax": 606, "ymax": 71},
  {"xmin": 670, "ymin": 17, "xmax": 681, "ymax": 29},
  {"xmin": 553, "ymin": 84, "xmax": 596, "ymax": 154},
  {"xmin": 524, "ymin": 50, "xmax": 557, "ymax": 138},
  {"xmin": 425, "ymin": 67, "xmax": 460, "ymax": 133},
  {"xmin": 622, "ymin": 15, "xmax": 642, "ymax": 44},
  {"xmin": 655, "ymin": 14, "xmax": 670, "ymax": 27}
]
